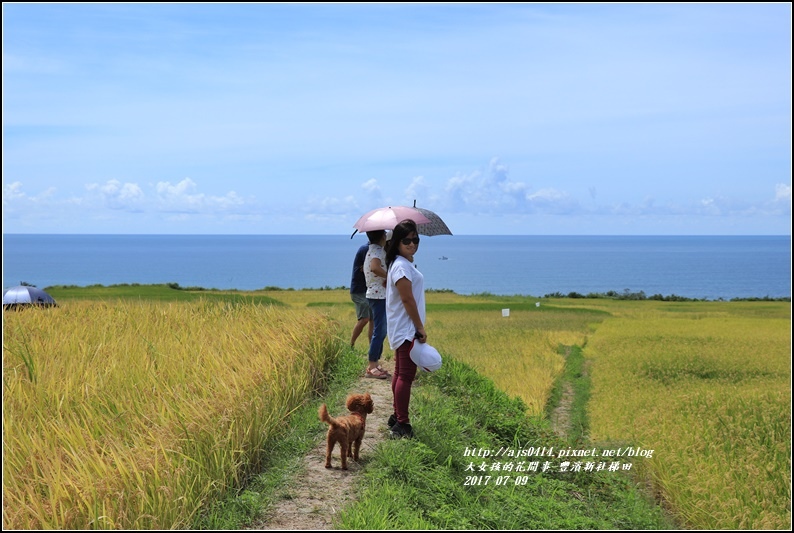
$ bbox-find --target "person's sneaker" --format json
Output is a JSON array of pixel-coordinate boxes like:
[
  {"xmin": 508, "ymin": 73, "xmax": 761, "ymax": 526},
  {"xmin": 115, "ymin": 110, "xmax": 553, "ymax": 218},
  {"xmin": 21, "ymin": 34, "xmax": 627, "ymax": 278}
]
[
  {"xmin": 389, "ymin": 421, "xmax": 414, "ymax": 439},
  {"xmin": 387, "ymin": 414, "xmax": 397, "ymax": 428}
]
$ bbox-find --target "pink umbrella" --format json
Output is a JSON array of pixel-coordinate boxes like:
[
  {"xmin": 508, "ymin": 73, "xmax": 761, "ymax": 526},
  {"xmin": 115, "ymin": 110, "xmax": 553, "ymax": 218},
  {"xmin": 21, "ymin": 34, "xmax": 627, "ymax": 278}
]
[{"xmin": 353, "ymin": 206, "xmax": 430, "ymax": 234}]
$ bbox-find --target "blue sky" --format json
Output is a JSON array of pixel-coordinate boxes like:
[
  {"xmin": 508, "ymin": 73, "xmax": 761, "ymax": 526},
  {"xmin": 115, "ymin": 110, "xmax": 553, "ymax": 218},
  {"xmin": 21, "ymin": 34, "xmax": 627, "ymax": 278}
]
[{"xmin": 2, "ymin": 3, "xmax": 791, "ymax": 235}]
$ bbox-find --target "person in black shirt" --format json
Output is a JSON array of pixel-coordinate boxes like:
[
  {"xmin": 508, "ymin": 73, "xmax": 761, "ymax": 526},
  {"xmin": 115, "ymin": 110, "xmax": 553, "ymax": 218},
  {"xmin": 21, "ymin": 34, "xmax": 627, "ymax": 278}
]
[{"xmin": 350, "ymin": 243, "xmax": 372, "ymax": 348}]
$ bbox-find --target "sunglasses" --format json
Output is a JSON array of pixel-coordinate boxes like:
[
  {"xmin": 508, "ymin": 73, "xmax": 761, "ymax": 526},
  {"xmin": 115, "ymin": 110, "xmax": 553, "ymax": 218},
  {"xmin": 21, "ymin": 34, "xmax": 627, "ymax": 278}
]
[{"xmin": 400, "ymin": 237, "xmax": 421, "ymax": 246}]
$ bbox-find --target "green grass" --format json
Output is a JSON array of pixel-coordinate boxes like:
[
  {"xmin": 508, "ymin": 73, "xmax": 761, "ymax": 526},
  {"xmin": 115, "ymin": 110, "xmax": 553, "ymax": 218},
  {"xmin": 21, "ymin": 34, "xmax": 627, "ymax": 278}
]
[
  {"xmin": 426, "ymin": 302, "xmax": 611, "ymax": 315},
  {"xmin": 336, "ymin": 358, "xmax": 672, "ymax": 529},
  {"xmin": 306, "ymin": 300, "xmax": 611, "ymax": 316},
  {"xmin": 45, "ymin": 283, "xmax": 284, "ymax": 305}
]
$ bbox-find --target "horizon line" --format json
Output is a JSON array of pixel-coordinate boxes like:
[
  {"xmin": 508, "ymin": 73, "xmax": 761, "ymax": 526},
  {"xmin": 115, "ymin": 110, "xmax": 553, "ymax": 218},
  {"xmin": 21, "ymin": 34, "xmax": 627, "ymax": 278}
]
[{"xmin": 3, "ymin": 232, "xmax": 791, "ymax": 238}]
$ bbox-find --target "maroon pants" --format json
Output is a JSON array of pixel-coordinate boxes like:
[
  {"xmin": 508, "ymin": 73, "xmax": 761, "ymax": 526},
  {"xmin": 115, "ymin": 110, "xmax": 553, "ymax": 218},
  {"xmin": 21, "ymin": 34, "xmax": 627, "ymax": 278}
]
[{"xmin": 392, "ymin": 340, "xmax": 418, "ymax": 424}]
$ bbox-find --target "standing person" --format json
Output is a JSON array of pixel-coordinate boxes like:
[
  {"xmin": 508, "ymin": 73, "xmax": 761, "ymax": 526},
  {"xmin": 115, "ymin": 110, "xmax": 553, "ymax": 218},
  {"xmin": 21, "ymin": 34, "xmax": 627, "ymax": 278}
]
[
  {"xmin": 363, "ymin": 230, "xmax": 390, "ymax": 379},
  {"xmin": 350, "ymin": 242, "xmax": 372, "ymax": 349},
  {"xmin": 385, "ymin": 219, "xmax": 426, "ymax": 439}
]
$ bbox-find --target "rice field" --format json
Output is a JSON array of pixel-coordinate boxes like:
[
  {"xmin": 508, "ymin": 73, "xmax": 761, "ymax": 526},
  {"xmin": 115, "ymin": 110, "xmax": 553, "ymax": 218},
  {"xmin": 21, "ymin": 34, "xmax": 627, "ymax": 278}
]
[
  {"xmin": 584, "ymin": 303, "xmax": 791, "ymax": 529},
  {"xmin": 266, "ymin": 290, "xmax": 602, "ymax": 416},
  {"xmin": 2, "ymin": 299, "xmax": 343, "ymax": 529},
  {"xmin": 4, "ymin": 288, "xmax": 789, "ymax": 529},
  {"xmin": 425, "ymin": 297, "xmax": 603, "ymax": 416}
]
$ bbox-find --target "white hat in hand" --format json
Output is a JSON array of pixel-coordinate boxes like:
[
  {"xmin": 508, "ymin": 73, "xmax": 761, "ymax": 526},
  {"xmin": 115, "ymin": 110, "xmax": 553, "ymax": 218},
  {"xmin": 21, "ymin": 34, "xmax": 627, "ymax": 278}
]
[{"xmin": 410, "ymin": 341, "xmax": 442, "ymax": 372}]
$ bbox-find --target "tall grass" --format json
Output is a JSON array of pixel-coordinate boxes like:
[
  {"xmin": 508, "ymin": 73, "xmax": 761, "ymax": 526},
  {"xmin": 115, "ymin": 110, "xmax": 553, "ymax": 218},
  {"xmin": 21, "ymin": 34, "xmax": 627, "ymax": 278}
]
[
  {"xmin": 585, "ymin": 310, "xmax": 791, "ymax": 529},
  {"xmin": 3, "ymin": 299, "xmax": 343, "ymax": 529}
]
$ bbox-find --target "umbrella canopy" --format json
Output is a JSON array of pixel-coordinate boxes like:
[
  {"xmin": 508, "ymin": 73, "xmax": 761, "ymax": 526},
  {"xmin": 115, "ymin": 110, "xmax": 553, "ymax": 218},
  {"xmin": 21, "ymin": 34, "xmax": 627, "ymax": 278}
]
[
  {"xmin": 353, "ymin": 206, "xmax": 430, "ymax": 234},
  {"xmin": 3, "ymin": 286, "xmax": 58, "ymax": 308},
  {"xmin": 412, "ymin": 201, "xmax": 452, "ymax": 236}
]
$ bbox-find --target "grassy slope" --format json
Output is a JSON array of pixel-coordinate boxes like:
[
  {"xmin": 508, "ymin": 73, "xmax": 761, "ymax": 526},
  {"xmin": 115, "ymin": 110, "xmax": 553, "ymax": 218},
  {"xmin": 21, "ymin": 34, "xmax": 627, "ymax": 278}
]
[{"xmin": 336, "ymin": 358, "xmax": 671, "ymax": 530}]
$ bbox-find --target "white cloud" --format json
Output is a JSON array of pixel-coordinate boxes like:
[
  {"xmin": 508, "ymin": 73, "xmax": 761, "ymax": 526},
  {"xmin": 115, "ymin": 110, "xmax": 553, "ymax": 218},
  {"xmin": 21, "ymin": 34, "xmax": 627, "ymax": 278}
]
[
  {"xmin": 418, "ymin": 158, "xmax": 785, "ymax": 223},
  {"xmin": 305, "ymin": 194, "xmax": 359, "ymax": 216},
  {"xmin": 0, "ymin": 177, "xmax": 254, "ymax": 225},
  {"xmin": 699, "ymin": 197, "xmax": 721, "ymax": 215},
  {"xmin": 361, "ymin": 179, "xmax": 380, "ymax": 194},
  {"xmin": 526, "ymin": 188, "xmax": 578, "ymax": 214},
  {"xmin": 443, "ymin": 172, "xmax": 477, "ymax": 212},
  {"xmin": 527, "ymin": 188, "xmax": 566, "ymax": 202},
  {"xmin": 486, "ymin": 157, "xmax": 510, "ymax": 186},
  {"xmin": 156, "ymin": 178, "xmax": 196, "ymax": 198},
  {"xmin": 405, "ymin": 176, "xmax": 431, "ymax": 206},
  {"xmin": 2, "ymin": 181, "xmax": 26, "ymax": 204},
  {"xmin": 155, "ymin": 178, "xmax": 246, "ymax": 213},
  {"xmin": 3, "ymin": 181, "xmax": 58, "ymax": 208},
  {"xmin": 774, "ymin": 183, "xmax": 791, "ymax": 203},
  {"xmin": 87, "ymin": 179, "xmax": 145, "ymax": 211},
  {"xmin": 361, "ymin": 178, "xmax": 384, "ymax": 206},
  {"xmin": 440, "ymin": 158, "xmax": 538, "ymax": 214}
]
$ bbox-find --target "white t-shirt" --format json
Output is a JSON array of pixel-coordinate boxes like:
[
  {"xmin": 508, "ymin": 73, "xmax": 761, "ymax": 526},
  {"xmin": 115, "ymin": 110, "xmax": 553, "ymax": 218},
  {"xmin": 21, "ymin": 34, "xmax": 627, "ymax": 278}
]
[
  {"xmin": 386, "ymin": 255, "xmax": 425, "ymax": 350},
  {"xmin": 364, "ymin": 244, "xmax": 387, "ymax": 299}
]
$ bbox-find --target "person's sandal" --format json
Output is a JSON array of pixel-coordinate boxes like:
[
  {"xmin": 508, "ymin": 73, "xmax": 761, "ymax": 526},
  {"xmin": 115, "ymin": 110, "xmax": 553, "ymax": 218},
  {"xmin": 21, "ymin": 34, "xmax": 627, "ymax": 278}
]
[
  {"xmin": 365, "ymin": 367, "xmax": 389, "ymax": 379},
  {"xmin": 376, "ymin": 365, "xmax": 391, "ymax": 377}
]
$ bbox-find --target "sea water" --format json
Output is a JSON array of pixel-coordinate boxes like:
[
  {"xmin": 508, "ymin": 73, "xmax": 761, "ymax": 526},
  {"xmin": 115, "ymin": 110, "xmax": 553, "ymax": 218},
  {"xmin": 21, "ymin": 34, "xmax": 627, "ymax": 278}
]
[{"xmin": 2, "ymin": 234, "xmax": 790, "ymax": 300}]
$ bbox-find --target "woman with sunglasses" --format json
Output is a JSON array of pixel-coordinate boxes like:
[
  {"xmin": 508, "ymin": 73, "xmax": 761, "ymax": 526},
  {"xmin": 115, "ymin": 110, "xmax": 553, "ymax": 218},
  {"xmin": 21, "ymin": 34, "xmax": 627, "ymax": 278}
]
[{"xmin": 384, "ymin": 219, "xmax": 426, "ymax": 439}]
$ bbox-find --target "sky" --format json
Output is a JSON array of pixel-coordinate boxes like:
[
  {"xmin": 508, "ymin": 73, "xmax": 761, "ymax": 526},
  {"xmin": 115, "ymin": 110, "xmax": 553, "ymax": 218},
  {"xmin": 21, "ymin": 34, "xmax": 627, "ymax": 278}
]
[{"xmin": 2, "ymin": 2, "xmax": 792, "ymax": 236}]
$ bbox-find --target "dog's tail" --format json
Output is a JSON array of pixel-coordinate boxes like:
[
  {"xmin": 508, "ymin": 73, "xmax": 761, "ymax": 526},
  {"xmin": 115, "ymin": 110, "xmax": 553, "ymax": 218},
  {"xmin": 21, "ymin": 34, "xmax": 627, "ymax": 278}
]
[{"xmin": 318, "ymin": 404, "xmax": 341, "ymax": 428}]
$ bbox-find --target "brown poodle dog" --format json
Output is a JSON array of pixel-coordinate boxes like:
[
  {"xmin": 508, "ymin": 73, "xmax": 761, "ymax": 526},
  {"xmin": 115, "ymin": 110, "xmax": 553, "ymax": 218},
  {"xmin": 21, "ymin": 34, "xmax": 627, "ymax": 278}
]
[{"xmin": 318, "ymin": 393, "xmax": 374, "ymax": 470}]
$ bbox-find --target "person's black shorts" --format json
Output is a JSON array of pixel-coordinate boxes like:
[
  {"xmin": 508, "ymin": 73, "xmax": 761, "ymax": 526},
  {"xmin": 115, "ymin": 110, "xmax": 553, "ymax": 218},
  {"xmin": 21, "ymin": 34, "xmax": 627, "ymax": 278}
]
[{"xmin": 351, "ymin": 293, "xmax": 371, "ymax": 320}]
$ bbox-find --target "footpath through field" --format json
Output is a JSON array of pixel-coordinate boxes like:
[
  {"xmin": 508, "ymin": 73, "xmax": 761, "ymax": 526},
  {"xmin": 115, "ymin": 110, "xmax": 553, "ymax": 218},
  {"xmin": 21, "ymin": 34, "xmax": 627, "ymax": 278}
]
[{"xmin": 248, "ymin": 359, "xmax": 395, "ymax": 530}]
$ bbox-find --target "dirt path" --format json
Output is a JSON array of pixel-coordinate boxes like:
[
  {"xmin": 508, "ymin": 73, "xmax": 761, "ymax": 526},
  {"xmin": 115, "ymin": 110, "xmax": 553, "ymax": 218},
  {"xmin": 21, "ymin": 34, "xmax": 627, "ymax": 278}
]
[
  {"xmin": 550, "ymin": 347, "xmax": 573, "ymax": 439},
  {"xmin": 248, "ymin": 361, "xmax": 395, "ymax": 530},
  {"xmin": 550, "ymin": 382, "xmax": 574, "ymax": 439},
  {"xmin": 249, "ymin": 346, "xmax": 577, "ymax": 529}
]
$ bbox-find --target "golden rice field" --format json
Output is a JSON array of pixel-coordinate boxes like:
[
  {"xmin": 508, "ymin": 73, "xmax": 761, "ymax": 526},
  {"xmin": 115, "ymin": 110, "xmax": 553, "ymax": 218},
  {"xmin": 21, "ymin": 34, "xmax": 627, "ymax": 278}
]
[
  {"xmin": 584, "ymin": 301, "xmax": 791, "ymax": 529},
  {"xmin": 3, "ymin": 299, "xmax": 343, "ymax": 529},
  {"xmin": 425, "ymin": 301, "xmax": 595, "ymax": 417},
  {"xmin": 4, "ymin": 289, "xmax": 790, "ymax": 530}
]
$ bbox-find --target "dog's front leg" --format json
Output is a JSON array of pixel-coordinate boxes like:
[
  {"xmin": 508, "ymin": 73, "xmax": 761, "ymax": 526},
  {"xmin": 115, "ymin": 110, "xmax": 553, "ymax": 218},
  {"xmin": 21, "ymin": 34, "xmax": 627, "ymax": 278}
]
[{"xmin": 353, "ymin": 436, "xmax": 362, "ymax": 461}]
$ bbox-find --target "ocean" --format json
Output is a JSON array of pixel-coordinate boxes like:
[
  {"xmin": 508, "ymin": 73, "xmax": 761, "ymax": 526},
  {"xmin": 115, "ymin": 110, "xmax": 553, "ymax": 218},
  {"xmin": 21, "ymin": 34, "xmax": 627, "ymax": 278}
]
[{"xmin": 2, "ymin": 234, "xmax": 791, "ymax": 300}]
